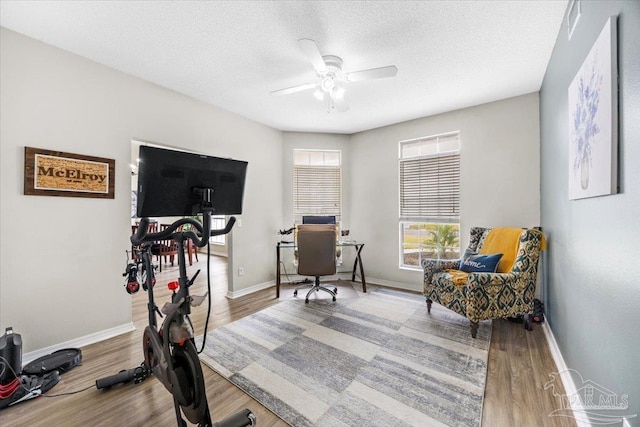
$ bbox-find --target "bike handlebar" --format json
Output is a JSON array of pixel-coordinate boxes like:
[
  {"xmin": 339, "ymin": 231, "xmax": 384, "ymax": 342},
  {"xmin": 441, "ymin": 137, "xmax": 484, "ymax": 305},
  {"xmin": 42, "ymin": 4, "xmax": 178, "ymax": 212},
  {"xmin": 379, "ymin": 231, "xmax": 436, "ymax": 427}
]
[{"xmin": 131, "ymin": 215, "xmax": 236, "ymax": 248}]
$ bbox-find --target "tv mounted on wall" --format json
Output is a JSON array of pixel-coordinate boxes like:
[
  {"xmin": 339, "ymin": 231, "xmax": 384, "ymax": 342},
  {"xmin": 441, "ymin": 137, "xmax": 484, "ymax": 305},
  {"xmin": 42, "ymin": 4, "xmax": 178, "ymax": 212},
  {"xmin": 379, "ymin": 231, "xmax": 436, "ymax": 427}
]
[{"xmin": 136, "ymin": 145, "xmax": 248, "ymax": 218}]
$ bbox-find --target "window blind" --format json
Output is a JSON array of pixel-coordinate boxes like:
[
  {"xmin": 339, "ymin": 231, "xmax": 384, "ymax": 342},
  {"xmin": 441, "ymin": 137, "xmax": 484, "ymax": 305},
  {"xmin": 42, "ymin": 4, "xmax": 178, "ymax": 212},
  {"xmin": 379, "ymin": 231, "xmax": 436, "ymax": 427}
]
[
  {"xmin": 399, "ymin": 152, "xmax": 460, "ymax": 221},
  {"xmin": 209, "ymin": 215, "xmax": 226, "ymax": 245},
  {"xmin": 293, "ymin": 165, "xmax": 342, "ymax": 222}
]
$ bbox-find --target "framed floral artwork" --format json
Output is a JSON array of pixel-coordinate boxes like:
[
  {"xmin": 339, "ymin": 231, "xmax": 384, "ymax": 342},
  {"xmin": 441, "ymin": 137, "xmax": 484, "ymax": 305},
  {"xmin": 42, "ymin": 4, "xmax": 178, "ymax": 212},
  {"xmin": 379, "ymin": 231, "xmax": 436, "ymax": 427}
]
[{"xmin": 568, "ymin": 16, "xmax": 618, "ymax": 200}]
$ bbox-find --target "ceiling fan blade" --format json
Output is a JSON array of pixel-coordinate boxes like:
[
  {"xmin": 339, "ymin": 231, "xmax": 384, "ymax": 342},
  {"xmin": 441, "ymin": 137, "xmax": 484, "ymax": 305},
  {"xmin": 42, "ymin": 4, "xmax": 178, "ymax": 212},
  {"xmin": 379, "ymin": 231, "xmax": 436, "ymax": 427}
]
[
  {"xmin": 346, "ymin": 65, "xmax": 398, "ymax": 82},
  {"xmin": 298, "ymin": 38, "xmax": 327, "ymax": 72},
  {"xmin": 330, "ymin": 89, "xmax": 349, "ymax": 112},
  {"xmin": 270, "ymin": 82, "xmax": 318, "ymax": 96}
]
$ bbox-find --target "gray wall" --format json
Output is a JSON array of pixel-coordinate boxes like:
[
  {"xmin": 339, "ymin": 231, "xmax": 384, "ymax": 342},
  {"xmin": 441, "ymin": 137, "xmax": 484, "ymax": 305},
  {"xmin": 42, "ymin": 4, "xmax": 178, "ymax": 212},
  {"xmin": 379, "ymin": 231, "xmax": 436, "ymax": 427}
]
[
  {"xmin": 0, "ymin": 28, "xmax": 283, "ymax": 352},
  {"xmin": 540, "ymin": 0, "xmax": 640, "ymax": 423}
]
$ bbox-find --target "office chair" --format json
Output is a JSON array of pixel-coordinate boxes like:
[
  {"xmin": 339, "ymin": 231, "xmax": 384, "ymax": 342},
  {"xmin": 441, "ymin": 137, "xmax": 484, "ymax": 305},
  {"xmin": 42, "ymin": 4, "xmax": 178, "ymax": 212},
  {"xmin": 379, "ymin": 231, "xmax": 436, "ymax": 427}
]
[{"xmin": 294, "ymin": 224, "xmax": 338, "ymax": 303}]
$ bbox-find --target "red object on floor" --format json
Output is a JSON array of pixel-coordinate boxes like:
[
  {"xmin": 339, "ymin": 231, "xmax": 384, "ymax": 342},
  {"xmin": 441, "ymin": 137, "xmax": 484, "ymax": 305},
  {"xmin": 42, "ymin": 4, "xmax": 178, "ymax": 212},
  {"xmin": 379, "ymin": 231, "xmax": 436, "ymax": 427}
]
[{"xmin": 0, "ymin": 378, "xmax": 20, "ymax": 399}]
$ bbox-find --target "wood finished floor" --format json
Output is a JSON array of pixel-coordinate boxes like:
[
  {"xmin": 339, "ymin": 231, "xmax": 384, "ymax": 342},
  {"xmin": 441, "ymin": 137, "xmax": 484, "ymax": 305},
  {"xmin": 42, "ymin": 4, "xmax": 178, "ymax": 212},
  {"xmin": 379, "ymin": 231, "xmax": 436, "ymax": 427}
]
[{"xmin": 0, "ymin": 255, "xmax": 575, "ymax": 426}]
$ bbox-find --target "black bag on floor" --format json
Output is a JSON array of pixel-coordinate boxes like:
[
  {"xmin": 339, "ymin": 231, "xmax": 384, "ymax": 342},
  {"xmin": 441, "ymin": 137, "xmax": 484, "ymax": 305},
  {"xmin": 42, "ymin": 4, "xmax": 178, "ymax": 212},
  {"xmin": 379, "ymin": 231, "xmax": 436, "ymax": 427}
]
[
  {"xmin": 0, "ymin": 327, "xmax": 22, "ymax": 384},
  {"xmin": 532, "ymin": 298, "xmax": 545, "ymax": 323}
]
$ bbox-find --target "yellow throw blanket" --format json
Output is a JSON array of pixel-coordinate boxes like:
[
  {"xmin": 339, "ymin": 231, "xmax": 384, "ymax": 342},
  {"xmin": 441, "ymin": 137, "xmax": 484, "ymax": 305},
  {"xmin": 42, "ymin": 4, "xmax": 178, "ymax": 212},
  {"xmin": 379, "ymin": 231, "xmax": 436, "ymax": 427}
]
[
  {"xmin": 446, "ymin": 228, "xmax": 546, "ymax": 281},
  {"xmin": 445, "ymin": 269, "xmax": 469, "ymax": 286},
  {"xmin": 479, "ymin": 227, "xmax": 523, "ymax": 273}
]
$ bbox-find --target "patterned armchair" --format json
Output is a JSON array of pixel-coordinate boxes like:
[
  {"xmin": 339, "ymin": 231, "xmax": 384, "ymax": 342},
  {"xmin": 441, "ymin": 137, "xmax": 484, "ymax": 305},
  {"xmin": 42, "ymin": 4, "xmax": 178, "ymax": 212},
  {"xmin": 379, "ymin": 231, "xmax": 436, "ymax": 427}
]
[{"xmin": 421, "ymin": 227, "xmax": 545, "ymax": 338}]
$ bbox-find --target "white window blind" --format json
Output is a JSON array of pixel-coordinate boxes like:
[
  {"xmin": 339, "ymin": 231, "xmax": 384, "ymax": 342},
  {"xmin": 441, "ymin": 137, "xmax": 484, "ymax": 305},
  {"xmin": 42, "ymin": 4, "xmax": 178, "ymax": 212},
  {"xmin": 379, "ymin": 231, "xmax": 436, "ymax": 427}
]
[
  {"xmin": 209, "ymin": 215, "xmax": 226, "ymax": 245},
  {"xmin": 399, "ymin": 133, "xmax": 460, "ymax": 222},
  {"xmin": 293, "ymin": 150, "xmax": 342, "ymax": 223}
]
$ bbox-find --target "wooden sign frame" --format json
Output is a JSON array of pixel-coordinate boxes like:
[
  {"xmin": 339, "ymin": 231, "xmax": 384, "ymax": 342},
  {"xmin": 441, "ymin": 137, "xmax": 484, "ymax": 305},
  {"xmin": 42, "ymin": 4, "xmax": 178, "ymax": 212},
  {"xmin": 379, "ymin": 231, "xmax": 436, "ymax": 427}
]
[{"xmin": 24, "ymin": 147, "xmax": 115, "ymax": 199}]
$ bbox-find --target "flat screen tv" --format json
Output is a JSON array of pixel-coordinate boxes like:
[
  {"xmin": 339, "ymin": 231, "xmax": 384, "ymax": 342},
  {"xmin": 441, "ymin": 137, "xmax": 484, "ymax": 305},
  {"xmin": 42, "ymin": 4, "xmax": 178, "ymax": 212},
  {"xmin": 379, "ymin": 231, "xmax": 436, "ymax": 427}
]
[
  {"xmin": 302, "ymin": 215, "xmax": 336, "ymax": 225},
  {"xmin": 136, "ymin": 145, "xmax": 247, "ymax": 218}
]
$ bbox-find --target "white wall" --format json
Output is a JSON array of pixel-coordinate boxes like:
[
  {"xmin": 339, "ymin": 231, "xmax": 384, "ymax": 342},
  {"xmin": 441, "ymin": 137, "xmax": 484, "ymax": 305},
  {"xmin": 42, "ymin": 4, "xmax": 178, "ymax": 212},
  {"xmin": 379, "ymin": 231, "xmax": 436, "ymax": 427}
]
[
  {"xmin": 0, "ymin": 28, "xmax": 282, "ymax": 352},
  {"xmin": 349, "ymin": 93, "xmax": 541, "ymax": 291}
]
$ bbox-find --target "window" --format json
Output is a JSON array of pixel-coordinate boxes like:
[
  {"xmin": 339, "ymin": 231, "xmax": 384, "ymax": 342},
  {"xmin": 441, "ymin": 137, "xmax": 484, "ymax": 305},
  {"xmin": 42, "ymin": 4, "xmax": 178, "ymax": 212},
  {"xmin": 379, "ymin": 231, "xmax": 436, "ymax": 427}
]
[
  {"xmin": 209, "ymin": 215, "xmax": 226, "ymax": 245},
  {"xmin": 293, "ymin": 150, "xmax": 342, "ymax": 224},
  {"xmin": 399, "ymin": 132, "xmax": 460, "ymax": 268}
]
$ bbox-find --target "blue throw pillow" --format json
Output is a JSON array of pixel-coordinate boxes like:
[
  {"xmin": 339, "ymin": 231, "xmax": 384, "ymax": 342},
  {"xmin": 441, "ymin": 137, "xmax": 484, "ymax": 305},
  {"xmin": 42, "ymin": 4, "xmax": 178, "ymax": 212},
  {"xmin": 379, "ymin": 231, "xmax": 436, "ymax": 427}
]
[{"xmin": 459, "ymin": 253, "xmax": 503, "ymax": 273}]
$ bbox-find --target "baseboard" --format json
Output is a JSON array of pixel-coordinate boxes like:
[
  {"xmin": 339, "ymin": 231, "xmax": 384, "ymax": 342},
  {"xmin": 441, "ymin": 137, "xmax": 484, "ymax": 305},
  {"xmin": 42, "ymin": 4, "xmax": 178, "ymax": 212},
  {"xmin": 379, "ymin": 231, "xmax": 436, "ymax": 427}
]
[
  {"xmin": 542, "ymin": 323, "xmax": 592, "ymax": 427},
  {"xmin": 279, "ymin": 274, "xmax": 420, "ymax": 293},
  {"xmin": 226, "ymin": 270, "xmax": 377, "ymax": 299},
  {"xmin": 226, "ymin": 280, "xmax": 276, "ymax": 299},
  {"xmin": 225, "ymin": 275, "xmax": 421, "ymax": 299},
  {"xmin": 198, "ymin": 249, "xmax": 227, "ymax": 258},
  {"xmin": 279, "ymin": 272, "xmax": 360, "ymax": 285},
  {"xmin": 366, "ymin": 276, "xmax": 422, "ymax": 293},
  {"xmin": 23, "ymin": 322, "xmax": 135, "ymax": 365}
]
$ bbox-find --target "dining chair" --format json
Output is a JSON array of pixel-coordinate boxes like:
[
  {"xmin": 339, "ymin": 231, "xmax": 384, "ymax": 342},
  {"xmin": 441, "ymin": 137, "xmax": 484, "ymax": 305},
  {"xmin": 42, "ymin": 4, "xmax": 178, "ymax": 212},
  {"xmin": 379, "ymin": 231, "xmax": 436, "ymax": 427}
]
[{"xmin": 151, "ymin": 224, "xmax": 179, "ymax": 272}]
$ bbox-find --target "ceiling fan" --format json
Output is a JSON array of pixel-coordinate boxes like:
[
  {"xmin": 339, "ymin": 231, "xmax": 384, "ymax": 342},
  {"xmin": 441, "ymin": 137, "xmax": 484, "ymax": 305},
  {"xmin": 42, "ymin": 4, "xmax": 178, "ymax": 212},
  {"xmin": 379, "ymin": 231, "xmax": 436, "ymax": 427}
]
[{"xmin": 270, "ymin": 39, "xmax": 398, "ymax": 112}]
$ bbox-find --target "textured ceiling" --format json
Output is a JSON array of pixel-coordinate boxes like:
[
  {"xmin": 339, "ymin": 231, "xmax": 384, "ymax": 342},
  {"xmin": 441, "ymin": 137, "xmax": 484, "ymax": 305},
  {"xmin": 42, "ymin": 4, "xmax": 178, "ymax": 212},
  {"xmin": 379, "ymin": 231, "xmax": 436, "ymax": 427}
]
[{"xmin": 0, "ymin": 1, "xmax": 568, "ymax": 134}]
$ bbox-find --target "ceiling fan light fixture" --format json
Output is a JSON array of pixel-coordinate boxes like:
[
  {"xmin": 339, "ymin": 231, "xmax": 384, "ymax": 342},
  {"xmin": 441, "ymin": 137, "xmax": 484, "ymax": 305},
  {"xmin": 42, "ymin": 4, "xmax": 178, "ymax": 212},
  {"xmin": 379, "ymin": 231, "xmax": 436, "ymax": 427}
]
[
  {"xmin": 272, "ymin": 39, "xmax": 397, "ymax": 114},
  {"xmin": 320, "ymin": 76, "xmax": 335, "ymax": 92}
]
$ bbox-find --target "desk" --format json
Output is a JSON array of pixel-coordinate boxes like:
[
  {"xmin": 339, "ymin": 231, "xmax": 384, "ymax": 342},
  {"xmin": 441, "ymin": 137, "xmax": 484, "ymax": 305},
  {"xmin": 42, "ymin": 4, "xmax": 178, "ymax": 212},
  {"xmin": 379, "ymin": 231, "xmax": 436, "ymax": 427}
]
[{"xmin": 275, "ymin": 241, "xmax": 366, "ymax": 298}]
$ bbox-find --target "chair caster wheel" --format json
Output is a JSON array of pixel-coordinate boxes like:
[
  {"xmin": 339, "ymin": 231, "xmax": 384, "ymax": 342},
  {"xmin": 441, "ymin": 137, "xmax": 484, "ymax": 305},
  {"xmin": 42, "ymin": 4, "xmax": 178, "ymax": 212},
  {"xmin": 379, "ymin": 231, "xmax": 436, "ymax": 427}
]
[
  {"xmin": 305, "ymin": 299, "xmax": 309, "ymax": 304},
  {"xmin": 294, "ymin": 290, "xmax": 298, "ymax": 296},
  {"xmin": 332, "ymin": 297, "xmax": 336, "ymax": 301}
]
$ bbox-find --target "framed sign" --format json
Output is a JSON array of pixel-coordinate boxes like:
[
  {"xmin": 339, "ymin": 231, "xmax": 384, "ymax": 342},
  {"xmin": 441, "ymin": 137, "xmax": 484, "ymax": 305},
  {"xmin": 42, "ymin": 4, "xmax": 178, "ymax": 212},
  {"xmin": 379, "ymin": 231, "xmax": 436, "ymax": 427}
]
[{"xmin": 24, "ymin": 147, "xmax": 115, "ymax": 199}]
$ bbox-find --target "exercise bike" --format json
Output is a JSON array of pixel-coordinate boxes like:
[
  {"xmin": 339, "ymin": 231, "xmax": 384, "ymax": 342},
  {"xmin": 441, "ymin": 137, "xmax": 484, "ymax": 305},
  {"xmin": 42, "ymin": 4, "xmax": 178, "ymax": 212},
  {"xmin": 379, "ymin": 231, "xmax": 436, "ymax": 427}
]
[{"xmin": 97, "ymin": 208, "xmax": 255, "ymax": 427}]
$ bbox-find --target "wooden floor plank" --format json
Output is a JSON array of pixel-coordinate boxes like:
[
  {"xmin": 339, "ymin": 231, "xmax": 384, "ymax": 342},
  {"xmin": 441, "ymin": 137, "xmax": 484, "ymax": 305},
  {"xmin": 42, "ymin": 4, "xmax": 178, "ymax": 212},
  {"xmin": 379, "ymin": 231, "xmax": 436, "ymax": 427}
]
[{"xmin": 0, "ymin": 255, "xmax": 575, "ymax": 426}]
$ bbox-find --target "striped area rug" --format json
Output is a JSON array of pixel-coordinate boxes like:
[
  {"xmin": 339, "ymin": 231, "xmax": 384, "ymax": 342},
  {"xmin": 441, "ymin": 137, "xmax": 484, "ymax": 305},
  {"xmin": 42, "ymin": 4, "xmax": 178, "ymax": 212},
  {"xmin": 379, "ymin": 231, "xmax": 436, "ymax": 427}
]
[{"xmin": 199, "ymin": 288, "xmax": 491, "ymax": 427}]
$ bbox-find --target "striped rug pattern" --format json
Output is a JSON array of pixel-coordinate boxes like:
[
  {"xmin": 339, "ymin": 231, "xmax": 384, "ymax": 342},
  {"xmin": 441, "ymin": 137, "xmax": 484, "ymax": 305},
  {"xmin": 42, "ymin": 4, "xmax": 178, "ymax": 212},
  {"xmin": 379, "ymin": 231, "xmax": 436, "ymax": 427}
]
[{"xmin": 199, "ymin": 288, "xmax": 491, "ymax": 426}]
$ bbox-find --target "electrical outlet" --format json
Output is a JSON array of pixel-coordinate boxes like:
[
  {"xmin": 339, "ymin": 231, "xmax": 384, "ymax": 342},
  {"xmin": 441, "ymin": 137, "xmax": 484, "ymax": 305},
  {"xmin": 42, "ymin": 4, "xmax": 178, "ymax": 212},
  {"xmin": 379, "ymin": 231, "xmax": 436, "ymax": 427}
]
[
  {"xmin": 237, "ymin": 218, "xmax": 242, "ymax": 227},
  {"xmin": 238, "ymin": 267, "xmax": 244, "ymax": 276}
]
